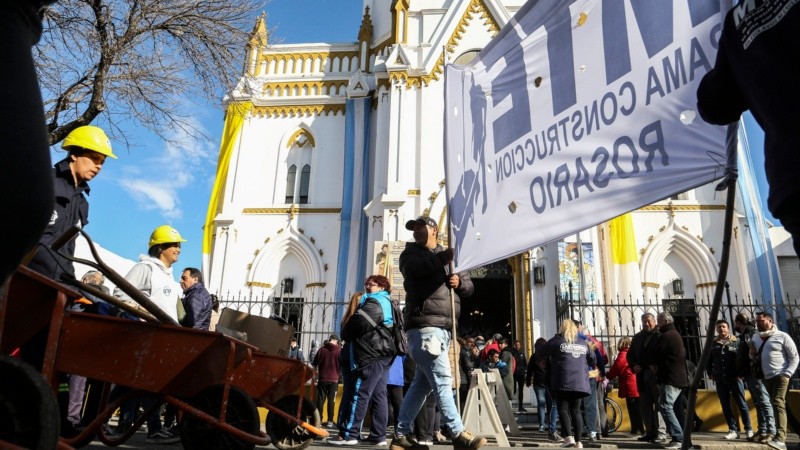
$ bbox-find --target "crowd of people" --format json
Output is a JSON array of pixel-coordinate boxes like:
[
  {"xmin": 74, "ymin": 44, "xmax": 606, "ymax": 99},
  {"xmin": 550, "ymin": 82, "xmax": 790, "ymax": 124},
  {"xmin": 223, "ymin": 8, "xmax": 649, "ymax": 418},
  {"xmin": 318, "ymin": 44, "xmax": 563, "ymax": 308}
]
[{"xmin": 312, "ymin": 288, "xmax": 798, "ymax": 450}]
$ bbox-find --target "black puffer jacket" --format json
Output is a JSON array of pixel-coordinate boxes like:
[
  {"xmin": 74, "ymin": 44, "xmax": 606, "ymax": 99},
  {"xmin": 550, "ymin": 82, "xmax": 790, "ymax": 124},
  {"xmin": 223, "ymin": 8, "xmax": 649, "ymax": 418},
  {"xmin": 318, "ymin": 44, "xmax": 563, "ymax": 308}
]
[
  {"xmin": 341, "ymin": 291, "xmax": 396, "ymax": 369},
  {"xmin": 399, "ymin": 242, "xmax": 474, "ymax": 330}
]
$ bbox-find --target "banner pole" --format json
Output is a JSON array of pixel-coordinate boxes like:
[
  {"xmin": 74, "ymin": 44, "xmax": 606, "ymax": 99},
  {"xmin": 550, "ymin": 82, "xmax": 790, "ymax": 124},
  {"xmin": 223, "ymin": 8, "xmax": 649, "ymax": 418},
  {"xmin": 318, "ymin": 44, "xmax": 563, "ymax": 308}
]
[
  {"xmin": 447, "ymin": 215, "xmax": 461, "ymax": 415},
  {"xmin": 680, "ymin": 123, "xmax": 739, "ymax": 450}
]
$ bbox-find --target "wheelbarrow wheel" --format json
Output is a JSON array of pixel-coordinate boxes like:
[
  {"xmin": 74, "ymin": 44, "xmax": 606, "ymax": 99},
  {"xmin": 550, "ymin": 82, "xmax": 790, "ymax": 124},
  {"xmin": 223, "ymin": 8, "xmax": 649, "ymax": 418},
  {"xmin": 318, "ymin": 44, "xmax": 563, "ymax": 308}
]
[
  {"xmin": 0, "ymin": 355, "xmax": 60, "ymax": 449},
  {"xmin": 180, "ymin": 385, "xmax": 259, "ymax": 450},
  {"xmin": 266, "ymin": 395, "xmax": 320, "ymax": 450}
]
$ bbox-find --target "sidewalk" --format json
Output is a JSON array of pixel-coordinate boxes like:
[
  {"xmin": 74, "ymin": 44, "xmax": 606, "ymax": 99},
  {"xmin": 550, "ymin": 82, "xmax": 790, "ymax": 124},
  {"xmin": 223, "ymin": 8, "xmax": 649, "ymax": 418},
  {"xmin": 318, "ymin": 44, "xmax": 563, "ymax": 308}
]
[{"xmin": 510, "ymin": 412, "xmax": 800, "ymax": 450}]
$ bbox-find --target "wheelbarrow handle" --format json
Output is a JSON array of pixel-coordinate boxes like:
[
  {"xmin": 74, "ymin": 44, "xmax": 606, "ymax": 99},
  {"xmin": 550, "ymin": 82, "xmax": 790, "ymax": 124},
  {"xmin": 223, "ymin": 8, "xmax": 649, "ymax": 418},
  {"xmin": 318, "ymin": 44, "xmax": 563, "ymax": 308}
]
[
  {"xmin": 71, "ymin": 279, "xmax": 159, "ymax": 323},
  {"xmin": 51, "ymin": 227, "xmax": 180, "ymax": 326}
]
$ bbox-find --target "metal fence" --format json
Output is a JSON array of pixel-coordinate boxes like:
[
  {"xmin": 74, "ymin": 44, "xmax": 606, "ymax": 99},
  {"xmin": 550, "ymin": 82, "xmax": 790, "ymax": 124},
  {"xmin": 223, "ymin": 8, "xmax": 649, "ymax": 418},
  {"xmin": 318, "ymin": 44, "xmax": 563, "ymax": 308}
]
[
  {"xmin": 555, "ymin": 285, "xmax": 800, "ymax": 386},
  {"xmin": 215, "ymin": 285, "xmax": 800, "ymax": 380},
  {"xmin": 216, "ymin": 288, "xmax": 348, "ymax": 363}
]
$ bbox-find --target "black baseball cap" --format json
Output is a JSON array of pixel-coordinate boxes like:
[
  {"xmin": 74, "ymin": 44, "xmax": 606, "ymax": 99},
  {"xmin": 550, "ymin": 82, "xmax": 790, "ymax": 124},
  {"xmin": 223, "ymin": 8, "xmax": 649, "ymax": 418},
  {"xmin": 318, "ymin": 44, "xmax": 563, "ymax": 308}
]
[{"xmin": 405, "ymin": 215, "xmax": 438, "ymax": 231}]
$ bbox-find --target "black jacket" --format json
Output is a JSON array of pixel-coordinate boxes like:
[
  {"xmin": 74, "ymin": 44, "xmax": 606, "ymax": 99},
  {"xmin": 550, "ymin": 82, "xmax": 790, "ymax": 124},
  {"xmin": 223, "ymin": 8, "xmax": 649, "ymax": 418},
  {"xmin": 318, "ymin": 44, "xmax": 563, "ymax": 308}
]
[
  {"xmin": 510, "ymin": 347, "xmax": 527, "ymax": 381},
  {"xmin": 399, "ymin": 242, "xmax": 474, "ymax": 330},
  {"xmin": 341, "ymin": 291, "xmax": 396, "ymax": 369},
  {"xmin": 735, "ymin": 325, "xmax": 756, "ymax": 377},
  {"xmin": 650, "ymin": 323, "xmax": 689, "ymax": 388},
  {"xmin": 628, "ymin": 327, "xmax": 659, "ymax": 376},
  {"xmin": 526, "ymin": 350, "xmax": 547, "ymax": 386},
  {"xmin": 28, "ymin": 158, "xmax": 89, "ymax": 280},
  {"xmin": 180, "ymin": 283, "xmax": 213, "ymax": 330},
  {"xmin": 697, "ymin": 2, "xmax": 800, "ymax": 216},
  {"xmin": 459, "ymin": 344, "xmax": 475, "ymax": 385}
]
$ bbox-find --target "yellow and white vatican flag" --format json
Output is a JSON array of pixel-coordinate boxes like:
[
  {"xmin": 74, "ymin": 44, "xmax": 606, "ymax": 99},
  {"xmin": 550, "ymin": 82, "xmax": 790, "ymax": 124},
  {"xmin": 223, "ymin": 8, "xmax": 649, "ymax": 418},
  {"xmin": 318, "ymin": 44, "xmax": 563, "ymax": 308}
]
[
  {"xmin": 608, "ymin": 213, "xmax": 642, "ymax": 301},
  {"xmin": 443, "ymin": 1, "xmax": 730, "ymax": 272},
  {"xmin": 202, "ymin": 102, "xmax": 251, "ymax": 271}
]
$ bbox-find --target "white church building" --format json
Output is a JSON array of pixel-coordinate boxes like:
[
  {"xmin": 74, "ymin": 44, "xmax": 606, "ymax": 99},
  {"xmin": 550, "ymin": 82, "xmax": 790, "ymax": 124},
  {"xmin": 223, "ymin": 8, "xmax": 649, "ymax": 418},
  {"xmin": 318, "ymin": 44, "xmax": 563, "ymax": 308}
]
[{"xmin": 202, "ymin": 0, "xmax": 798, "ymax": 354}]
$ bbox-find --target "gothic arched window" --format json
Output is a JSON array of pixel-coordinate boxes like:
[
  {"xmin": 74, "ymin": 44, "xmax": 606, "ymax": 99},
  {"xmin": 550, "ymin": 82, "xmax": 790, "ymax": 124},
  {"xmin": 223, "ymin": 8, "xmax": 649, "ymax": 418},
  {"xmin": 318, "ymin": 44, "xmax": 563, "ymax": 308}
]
[
  {"xmin": 285, "ymin": 164, "xmax": 297, "ymax": 204},
  {"xmin": 299, "ymin": 164, "xmax": 311, "ymax": 204}
]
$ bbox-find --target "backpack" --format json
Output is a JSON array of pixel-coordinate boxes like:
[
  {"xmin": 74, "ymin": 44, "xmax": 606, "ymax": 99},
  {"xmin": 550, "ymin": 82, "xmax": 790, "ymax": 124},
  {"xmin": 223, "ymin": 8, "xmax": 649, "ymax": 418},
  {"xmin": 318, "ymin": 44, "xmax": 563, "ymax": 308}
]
[
  {"xmin": 390, "ymin": 301, "xmax": 408, "ymax": 355},
  {"xmin": 356, "ymin": 299, "xmax": 408, "ymax": 356}
]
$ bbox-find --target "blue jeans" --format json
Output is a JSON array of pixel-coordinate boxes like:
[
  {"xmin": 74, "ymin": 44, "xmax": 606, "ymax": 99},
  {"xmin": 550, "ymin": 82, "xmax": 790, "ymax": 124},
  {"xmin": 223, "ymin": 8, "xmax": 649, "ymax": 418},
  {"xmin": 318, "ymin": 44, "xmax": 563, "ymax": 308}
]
[
  {"xmin": 715, "ymin": 378, "xmax": 752, "ymax": 432},
  {"xmin": 581, "ymin": 378, "xmax": 597, "ymax": 434},
  {"xmin": 397, "ymin": 327, "xmax": 463, "ymax": 437},
  {"xmin": 745, "ymin": 377, "xmax": 775, "ymax": 435},
  {"xmin": 658, "ymin": 384, "xmax": 684, "ymax": 442},
  {"xmin": 534, "ymin": 385, "xmax": 558, "ymax": 432}
]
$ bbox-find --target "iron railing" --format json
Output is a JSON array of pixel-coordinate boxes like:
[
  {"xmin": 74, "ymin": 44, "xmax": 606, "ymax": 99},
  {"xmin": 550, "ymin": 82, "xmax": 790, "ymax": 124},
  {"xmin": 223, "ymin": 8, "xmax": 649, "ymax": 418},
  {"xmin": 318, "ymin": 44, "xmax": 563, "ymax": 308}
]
[
  {"xmin": 216, "ymin": 288, "xmax": 348, "ymax": 364},
  {"xmin": 555, "ymin": 284, "xmax": 800, "ymax": 386}
]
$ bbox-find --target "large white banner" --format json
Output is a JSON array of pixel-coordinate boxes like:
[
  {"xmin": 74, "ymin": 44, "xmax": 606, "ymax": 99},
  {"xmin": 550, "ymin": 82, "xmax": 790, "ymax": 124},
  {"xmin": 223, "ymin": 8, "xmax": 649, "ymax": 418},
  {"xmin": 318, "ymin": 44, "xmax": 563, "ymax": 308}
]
[{"xmin": 445, "ymin": 0, "xmax": 729, "ymax": 272}]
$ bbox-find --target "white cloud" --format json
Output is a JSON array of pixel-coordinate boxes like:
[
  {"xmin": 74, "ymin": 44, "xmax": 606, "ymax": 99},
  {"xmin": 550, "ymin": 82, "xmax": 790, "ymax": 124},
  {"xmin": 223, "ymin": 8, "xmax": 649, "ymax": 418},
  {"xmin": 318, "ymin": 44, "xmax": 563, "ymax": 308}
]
[
  {"xmin": 117, "ymin": 104, "xmax": 220, "ymax": 220},
  {"xmin": 119, "ymin": 179, "xmax": 182, "ymax": 219}
]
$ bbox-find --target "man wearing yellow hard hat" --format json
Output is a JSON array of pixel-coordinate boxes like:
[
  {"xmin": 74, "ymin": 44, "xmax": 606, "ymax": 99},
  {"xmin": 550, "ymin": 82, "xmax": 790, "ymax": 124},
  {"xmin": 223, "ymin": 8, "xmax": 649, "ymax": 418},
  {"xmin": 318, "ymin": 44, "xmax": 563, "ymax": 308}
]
[
  {"xmin": 28, "ymin": 125, "xmax": 117, "ymax": 281},
  {"xmin": 112, "ymin": 224, "xmax": 185, "ymax": 444}
]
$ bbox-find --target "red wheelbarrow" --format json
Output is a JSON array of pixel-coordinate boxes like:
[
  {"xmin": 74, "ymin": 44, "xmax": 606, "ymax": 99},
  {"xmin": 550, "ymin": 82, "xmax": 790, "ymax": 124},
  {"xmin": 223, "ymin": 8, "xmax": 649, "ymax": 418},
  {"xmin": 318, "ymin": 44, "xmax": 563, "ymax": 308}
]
[{"xmin": 0, "ymin": 229, "xmax": 328, "ymax": 449}]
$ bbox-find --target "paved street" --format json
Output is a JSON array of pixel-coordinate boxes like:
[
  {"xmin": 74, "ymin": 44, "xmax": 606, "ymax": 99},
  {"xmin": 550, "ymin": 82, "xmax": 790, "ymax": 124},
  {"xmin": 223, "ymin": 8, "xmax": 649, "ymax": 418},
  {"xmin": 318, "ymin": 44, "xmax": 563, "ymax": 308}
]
[{"xmin": 84, "ymin": 414, "xmax": 799, "ymax": 450}]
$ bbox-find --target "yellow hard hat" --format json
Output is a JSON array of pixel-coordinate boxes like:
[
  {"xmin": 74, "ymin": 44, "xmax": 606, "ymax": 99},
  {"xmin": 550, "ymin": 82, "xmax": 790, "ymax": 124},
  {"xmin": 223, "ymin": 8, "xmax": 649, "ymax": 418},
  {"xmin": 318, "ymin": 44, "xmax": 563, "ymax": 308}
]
[
  {"xmin": 61, "ymin": 125, "xmax": 117, "ymax": 159},
  {"xmin": 148, "ymin": 225, "xmax": 187, "ymax": 248}
]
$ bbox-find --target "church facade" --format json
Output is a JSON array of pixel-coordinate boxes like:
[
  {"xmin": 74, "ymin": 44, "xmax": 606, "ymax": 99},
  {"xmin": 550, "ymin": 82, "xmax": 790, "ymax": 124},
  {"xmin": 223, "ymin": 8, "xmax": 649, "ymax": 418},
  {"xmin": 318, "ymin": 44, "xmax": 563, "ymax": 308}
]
[{"xmin": 203, "ymin": 0, "xmax": 797, "ymax": 353}]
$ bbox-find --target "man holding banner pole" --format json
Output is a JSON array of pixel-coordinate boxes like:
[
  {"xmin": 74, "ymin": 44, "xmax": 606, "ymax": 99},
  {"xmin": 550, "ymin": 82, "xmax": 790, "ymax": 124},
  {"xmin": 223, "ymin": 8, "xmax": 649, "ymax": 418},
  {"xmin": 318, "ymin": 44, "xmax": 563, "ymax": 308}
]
[{"xmin": 392, "ymin": 216, "xmax": 485, "ymax": 450}]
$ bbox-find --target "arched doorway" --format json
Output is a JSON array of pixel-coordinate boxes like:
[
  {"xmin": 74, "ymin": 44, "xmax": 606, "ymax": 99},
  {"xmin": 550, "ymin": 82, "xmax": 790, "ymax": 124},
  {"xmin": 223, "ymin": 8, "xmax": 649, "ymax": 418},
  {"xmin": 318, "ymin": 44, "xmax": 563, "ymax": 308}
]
[{"xmin": 460, "ymin": 260, "xmax": 514, "ymax": 339}]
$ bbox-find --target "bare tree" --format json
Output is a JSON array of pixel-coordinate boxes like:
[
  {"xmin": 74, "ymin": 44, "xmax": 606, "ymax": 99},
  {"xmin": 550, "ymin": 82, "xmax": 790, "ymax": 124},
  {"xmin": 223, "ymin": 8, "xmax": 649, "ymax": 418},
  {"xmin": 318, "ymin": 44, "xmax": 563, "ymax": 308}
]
[{"xmin": 35, "ymin": 0, "xmax": 265, "ymax": 146}]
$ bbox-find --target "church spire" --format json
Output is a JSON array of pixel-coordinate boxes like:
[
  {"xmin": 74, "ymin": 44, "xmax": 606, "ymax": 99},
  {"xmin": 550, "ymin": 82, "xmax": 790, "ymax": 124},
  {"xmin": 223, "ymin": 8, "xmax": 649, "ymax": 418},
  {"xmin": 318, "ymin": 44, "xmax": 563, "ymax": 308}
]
[
  {"xmin": 245, "ymin": 12, "xmax": 268, "ymax": 76},
  {"xmin": 357, "ymin": 7, "xmax": 373, "ymax": 72}
]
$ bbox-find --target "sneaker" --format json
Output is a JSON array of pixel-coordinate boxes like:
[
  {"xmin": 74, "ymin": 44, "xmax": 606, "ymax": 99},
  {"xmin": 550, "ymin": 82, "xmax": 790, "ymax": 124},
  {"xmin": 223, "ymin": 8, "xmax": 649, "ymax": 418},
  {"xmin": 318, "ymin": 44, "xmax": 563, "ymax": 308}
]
[
  {"xmin": 390, "ymin": 435, "xmax": 429, "ymax": 450},
  {"xmin": 768, "ymin": 440, "xmax": 787, "ymax": 450},
  {"xmin": 549, "ymin": 432, "xmax": 565, "ymax": 443},
  {"xmin": 664, "ymin": 440, "xmax": 682, "ymax": 449},
  {"xmin": 652, "ymin": 436, "xmax": 670, "ymax": 445},
  {"xmin": 588, "ymin": 433, "xmax": 598, "ymax": 442},
  {"xmin": 538, "ymin": 425, "xmax": 547, "ymax": 432},
  {"xmin": 434, "ymin": 431, "xmax": 448, "ymax": 443},
  {"xmin": 452, "ymin": 431, "xmax": 487, "ymax": 450},
  {"xmin": 146, "ymin": 428, "xmax": 180, "ymax": 445},
  {"xmin": 724, "ymin": 430, "xmax": 739, "ymax": 440},
  {"xmin": 575, "ymin": 442, "xmax": 583, "ymax": 449},
  {"xmin": 326, "ymin": 421, "xmax": 335, "ymax": 428},
  {"xmin": 518, "ymin": 407, "xmax": 528, "ymax": 413},
  {"xmin": 759, "ymin": 434, "xmax": 775, "ymax": 444},
  {"xmin": 638, "ymin": 435, "xmax": 656, "ymax": 442},
  {"xmin": 745, "ymin": 430, "xmax": 755, "ymax": 439},
  {"xmin": 418, "ymin": 440, "xmax": 433, "ymax": 446},
  {"xmin": 560, "ymin": 435, "xmax": 576, "ymax": 448},
  {"xmin": 327, "ymin": 436, "xmax": 359, "ymax": 446}
]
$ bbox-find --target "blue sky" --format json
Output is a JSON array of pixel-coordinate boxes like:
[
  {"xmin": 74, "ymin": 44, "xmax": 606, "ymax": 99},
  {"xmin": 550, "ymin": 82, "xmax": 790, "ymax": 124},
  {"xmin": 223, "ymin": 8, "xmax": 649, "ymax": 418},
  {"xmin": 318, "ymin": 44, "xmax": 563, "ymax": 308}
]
[
  {"xmin": 58, "ymin": 1, "xmax": 776, "ymax": 272},
  {"xmin": 56, "ymin": 1, "xmax": 364, "ymax": 270}
]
